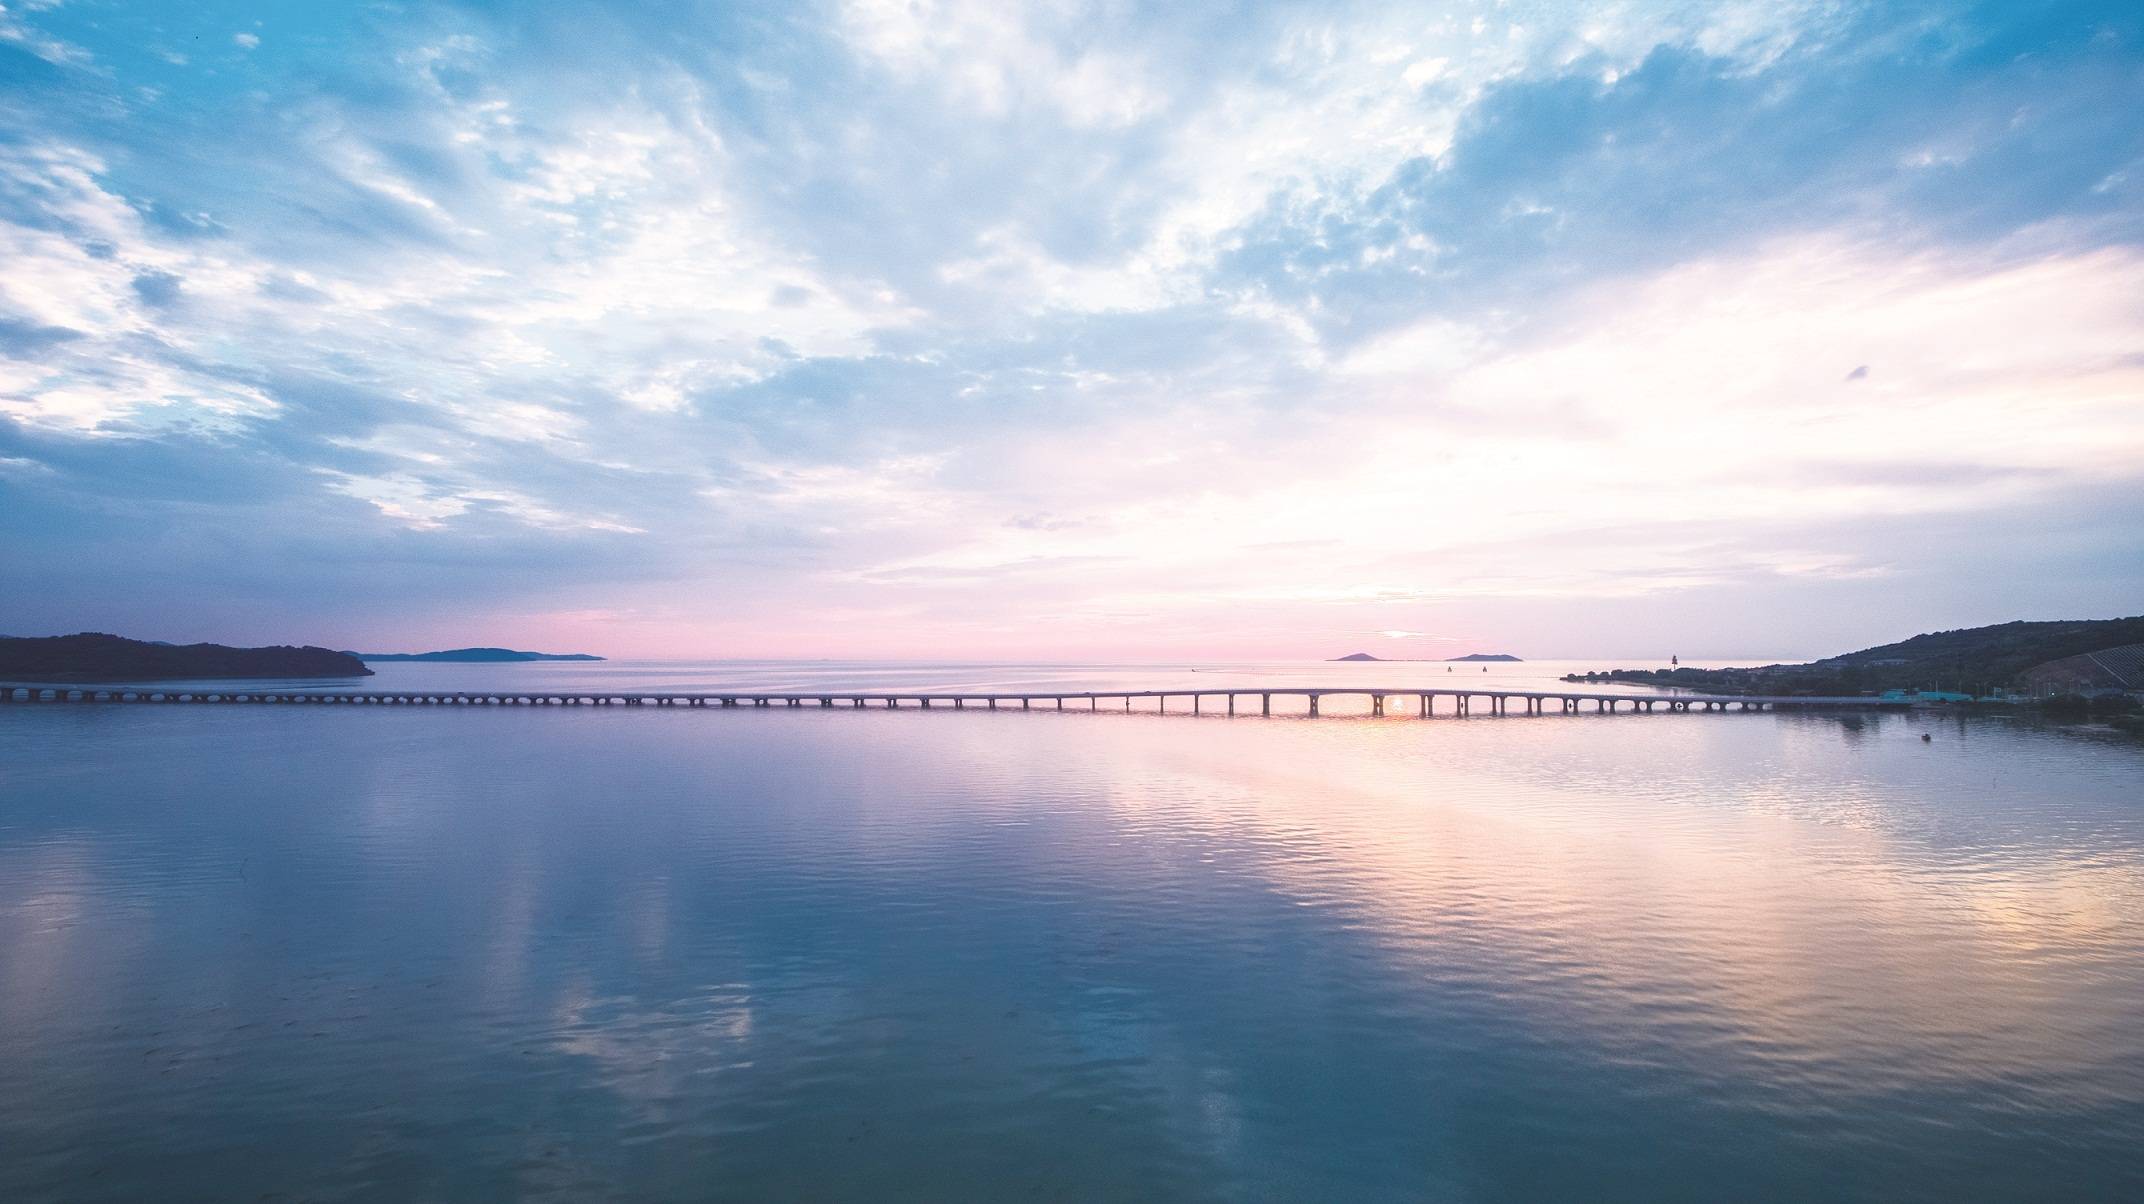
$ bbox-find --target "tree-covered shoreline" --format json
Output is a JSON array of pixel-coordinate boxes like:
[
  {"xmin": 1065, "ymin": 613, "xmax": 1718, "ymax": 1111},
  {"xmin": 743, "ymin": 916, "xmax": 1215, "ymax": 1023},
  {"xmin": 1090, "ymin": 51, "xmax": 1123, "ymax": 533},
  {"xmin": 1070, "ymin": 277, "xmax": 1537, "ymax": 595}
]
[{"xmin": 1566, "ymin": 617, "xmax": 2144, "ymax": 701}]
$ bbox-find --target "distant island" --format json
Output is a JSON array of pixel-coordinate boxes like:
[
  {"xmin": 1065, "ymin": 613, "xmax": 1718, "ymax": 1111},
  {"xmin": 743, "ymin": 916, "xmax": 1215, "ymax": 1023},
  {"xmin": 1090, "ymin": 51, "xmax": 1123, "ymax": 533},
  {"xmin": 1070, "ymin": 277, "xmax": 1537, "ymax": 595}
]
[
  {"xmin": 354, "ymin": 647, "xmax": 606, "ymax": 662},
  {"xmin": 1563, "ymin": 616, "xmax": 2144, "ymax": 704},
  {"xmin": 1332, "ymin": 652, "xmax": 1523, "ymax": 662},
  {"xmin": 0, "ymin": 633, "xmax": 372, "ymax": 681}
]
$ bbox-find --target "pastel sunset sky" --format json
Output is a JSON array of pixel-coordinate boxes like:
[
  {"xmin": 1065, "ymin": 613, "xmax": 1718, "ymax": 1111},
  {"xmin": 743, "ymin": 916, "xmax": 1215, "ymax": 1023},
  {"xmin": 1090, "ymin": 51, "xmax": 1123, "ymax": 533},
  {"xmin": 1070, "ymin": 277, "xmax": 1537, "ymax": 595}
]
[{"xmin": 2, "ymin": 1, "xmax": 2140, "ymax": 659}]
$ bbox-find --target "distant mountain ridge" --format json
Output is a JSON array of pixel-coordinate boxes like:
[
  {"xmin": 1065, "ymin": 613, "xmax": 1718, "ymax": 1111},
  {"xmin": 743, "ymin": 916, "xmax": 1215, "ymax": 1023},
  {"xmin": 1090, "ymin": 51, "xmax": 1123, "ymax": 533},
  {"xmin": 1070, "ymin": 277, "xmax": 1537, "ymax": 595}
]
[
  {"xmin": 0, "ymin": 633, "xmax": 371, "ymax": 681},
  {"xmin": 354, "ymin": 647, "xmax": 605, "ymax": 662}
]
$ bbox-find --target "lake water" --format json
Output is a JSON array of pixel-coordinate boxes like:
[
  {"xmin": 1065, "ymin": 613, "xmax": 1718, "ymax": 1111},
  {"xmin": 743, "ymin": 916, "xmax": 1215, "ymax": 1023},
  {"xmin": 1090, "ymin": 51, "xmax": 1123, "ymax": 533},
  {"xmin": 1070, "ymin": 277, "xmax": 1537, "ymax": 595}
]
[
  {"xmin": 8, "ymin": 656, "xmax": 1792, "ymax": 708},
  {"xmin": 3, "ymin": 663, "xmax": 2141, "ymax": 1200}
]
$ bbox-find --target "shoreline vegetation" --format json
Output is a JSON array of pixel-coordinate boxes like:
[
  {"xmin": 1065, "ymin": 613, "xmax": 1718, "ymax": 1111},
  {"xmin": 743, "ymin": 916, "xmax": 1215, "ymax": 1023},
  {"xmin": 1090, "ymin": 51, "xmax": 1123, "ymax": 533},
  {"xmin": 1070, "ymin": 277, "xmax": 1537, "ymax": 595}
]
[
  {"xmin": 1563, "ymin": 617, "xmax": 2144, "ymax": 730},
  {"xmin": 0, "ymin": 633, "xmax": 371, "ymax": 681},
  {"xmin": 0, "ymin": 634, "xmax": 609, "ymax": 681}
]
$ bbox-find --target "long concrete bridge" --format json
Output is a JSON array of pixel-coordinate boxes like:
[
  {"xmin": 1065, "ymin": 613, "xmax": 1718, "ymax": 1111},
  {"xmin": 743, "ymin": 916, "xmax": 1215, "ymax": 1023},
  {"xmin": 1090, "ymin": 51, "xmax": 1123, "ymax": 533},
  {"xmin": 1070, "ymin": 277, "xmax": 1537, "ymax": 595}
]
[{"xmin": 0, "ymin": 683, "xmax": 1908, "ymax": 717}]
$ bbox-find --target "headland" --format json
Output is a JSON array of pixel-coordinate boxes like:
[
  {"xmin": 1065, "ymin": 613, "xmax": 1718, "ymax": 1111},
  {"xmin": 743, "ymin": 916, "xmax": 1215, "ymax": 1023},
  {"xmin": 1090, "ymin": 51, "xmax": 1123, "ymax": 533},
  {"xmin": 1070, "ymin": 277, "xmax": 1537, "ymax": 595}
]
[{"xmin": 0, "ymin": 633, "xmax": 371, "ymax": 681}]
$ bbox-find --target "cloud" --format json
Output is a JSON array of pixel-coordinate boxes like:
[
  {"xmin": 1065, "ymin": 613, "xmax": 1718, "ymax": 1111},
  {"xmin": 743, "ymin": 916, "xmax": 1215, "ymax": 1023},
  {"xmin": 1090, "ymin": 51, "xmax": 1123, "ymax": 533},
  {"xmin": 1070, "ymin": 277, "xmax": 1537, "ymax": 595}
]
[
  {"xmin": 1217, "ymin": 5, "xmax": 2144, "ymax": 348},
  {"xmin": 0, "ymin": 6, "xmax": 93, "ymax": 67},
  {"xmin": 0, "ymin": 0, "xmax": 2137, "ymax": 656}
]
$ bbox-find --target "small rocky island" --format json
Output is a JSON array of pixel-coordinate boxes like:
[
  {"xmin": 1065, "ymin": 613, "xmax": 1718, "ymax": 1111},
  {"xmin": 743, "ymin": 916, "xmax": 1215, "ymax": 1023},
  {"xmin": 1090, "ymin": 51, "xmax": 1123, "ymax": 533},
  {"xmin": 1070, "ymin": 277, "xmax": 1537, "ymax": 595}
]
[
  {"xmin": 354, "ymin": 648, "xmax": 605, "ymax": 663},
  {"xmin": 0, "ymin": 633, "xmax": 372, "ymax": 681}
]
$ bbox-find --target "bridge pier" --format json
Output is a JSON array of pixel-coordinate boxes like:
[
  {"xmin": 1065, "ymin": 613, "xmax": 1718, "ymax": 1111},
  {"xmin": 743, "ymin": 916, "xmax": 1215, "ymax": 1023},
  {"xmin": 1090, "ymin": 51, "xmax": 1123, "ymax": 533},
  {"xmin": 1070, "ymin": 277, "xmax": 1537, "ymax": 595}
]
[
  {"xmin": 1308, "ymin": 695, "xmax": 1320, "ymax": 717},
  {"xmin": 1371, "ymin": 694, "xmax": 1384, "ymax": 717},
  {"xmin": 1261, "ymin": 693, "xmax": 1270, "ymax": 716}
]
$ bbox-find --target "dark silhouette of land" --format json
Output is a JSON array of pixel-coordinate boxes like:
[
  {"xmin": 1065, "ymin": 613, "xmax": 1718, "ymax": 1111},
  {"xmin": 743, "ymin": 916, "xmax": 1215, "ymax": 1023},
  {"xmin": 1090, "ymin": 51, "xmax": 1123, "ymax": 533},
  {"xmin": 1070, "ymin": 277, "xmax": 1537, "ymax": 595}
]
[
  {"xmin": 1566, "ymin": 616, "xmax": 2144, "ymax": 697},
  {"xmin": 354, "ymin": 648, "xmax": 605, "ymax": 662},
  {"xmin": 0, "ymin": 633, "xmax": 371, "ymax": 681},
  {"xmin": 1333, "ymin": 652, "xmax": 1523, "ymax": 662}
]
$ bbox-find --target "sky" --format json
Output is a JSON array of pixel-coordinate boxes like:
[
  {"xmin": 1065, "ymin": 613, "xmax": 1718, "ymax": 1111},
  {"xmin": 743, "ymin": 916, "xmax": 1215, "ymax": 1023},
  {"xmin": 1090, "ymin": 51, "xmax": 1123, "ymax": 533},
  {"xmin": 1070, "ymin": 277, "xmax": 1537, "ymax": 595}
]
[{"xmin": 1, "ymin": 0, "xmax": 2140, "ymax": 661}]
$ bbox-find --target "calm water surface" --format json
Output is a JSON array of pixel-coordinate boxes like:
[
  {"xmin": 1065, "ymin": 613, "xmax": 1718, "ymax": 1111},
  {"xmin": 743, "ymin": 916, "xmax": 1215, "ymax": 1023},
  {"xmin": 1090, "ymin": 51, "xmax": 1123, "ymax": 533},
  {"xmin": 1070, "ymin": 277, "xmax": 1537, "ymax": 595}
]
[
  {"xmin": 38, "ymin": 656, "xmax": 1780, "ymax": 703},
  {"xmin": 2, "ymin": 687, "xmax": 2141, "ymax": 1200}
]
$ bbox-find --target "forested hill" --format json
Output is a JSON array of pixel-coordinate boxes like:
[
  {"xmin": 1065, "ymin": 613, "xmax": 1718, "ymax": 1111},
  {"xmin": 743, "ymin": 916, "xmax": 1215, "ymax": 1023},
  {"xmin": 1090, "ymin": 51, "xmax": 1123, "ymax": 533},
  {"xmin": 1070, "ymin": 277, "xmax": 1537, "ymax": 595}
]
[
  {"xmin": 1569, "ymin": 616, "xmax": 2144, "ymax": 696},
  {"xmin": 0, "ymin": 633, "xmax": 372, "ymax": 681},
  {"xmin": 1804, "ymin": 617, "xmax": 2144, "ymax": 680}
]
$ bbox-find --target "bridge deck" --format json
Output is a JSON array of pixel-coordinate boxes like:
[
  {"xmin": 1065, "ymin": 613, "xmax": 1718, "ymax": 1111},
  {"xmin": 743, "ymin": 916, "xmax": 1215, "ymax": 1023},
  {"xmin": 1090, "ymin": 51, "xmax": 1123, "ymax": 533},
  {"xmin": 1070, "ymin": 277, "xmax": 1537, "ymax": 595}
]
[{"xmin": 1, "ymin": 682, "xmax": 1910, "ymax": 715}]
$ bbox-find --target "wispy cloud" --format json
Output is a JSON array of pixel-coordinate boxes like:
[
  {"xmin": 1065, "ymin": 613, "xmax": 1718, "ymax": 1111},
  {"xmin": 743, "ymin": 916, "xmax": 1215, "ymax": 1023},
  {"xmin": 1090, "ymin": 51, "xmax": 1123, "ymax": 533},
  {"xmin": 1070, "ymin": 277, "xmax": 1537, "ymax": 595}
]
[{"xmin": 0, "ymin": 1, "xmax": 2139, "ymax": 657}]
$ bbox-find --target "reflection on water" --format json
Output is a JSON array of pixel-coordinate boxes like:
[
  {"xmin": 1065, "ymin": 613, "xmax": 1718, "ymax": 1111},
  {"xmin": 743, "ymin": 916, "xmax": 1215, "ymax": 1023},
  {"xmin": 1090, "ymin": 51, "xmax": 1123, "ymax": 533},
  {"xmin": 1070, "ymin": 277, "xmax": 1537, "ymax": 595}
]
[{"xmin": 1, "ymin": 704, "xmax": 2141, "ymax": 1201}]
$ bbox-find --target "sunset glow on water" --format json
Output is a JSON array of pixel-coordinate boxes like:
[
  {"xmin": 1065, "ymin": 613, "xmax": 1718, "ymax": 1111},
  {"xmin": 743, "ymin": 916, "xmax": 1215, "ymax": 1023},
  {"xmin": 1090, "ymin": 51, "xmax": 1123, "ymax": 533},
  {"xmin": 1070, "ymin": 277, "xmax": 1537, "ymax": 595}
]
[
  {"xmin": 4, "ymin": 701, "xmax": 2141, "ymax": 1200},
  {"xmin": 3, "ymin": 1, "xmax": 2142, "ymax": 1198}
]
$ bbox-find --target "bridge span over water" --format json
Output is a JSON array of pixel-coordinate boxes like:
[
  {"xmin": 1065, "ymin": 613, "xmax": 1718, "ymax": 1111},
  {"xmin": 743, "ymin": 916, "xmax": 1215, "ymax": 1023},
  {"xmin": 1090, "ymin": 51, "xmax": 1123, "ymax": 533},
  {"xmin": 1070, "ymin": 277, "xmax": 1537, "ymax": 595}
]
[{"xmin": 1, "ymin": 683, "xmax": 1908, "ymax": 717}]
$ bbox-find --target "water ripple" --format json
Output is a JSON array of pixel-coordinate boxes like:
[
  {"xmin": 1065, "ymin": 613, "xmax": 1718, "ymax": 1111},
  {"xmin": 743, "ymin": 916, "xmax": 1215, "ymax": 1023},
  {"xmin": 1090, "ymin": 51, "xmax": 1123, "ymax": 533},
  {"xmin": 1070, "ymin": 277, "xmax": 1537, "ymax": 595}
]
[{"xmin": 0, "ymin": 706, "xmax": 2140, "ymax": 1200}]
